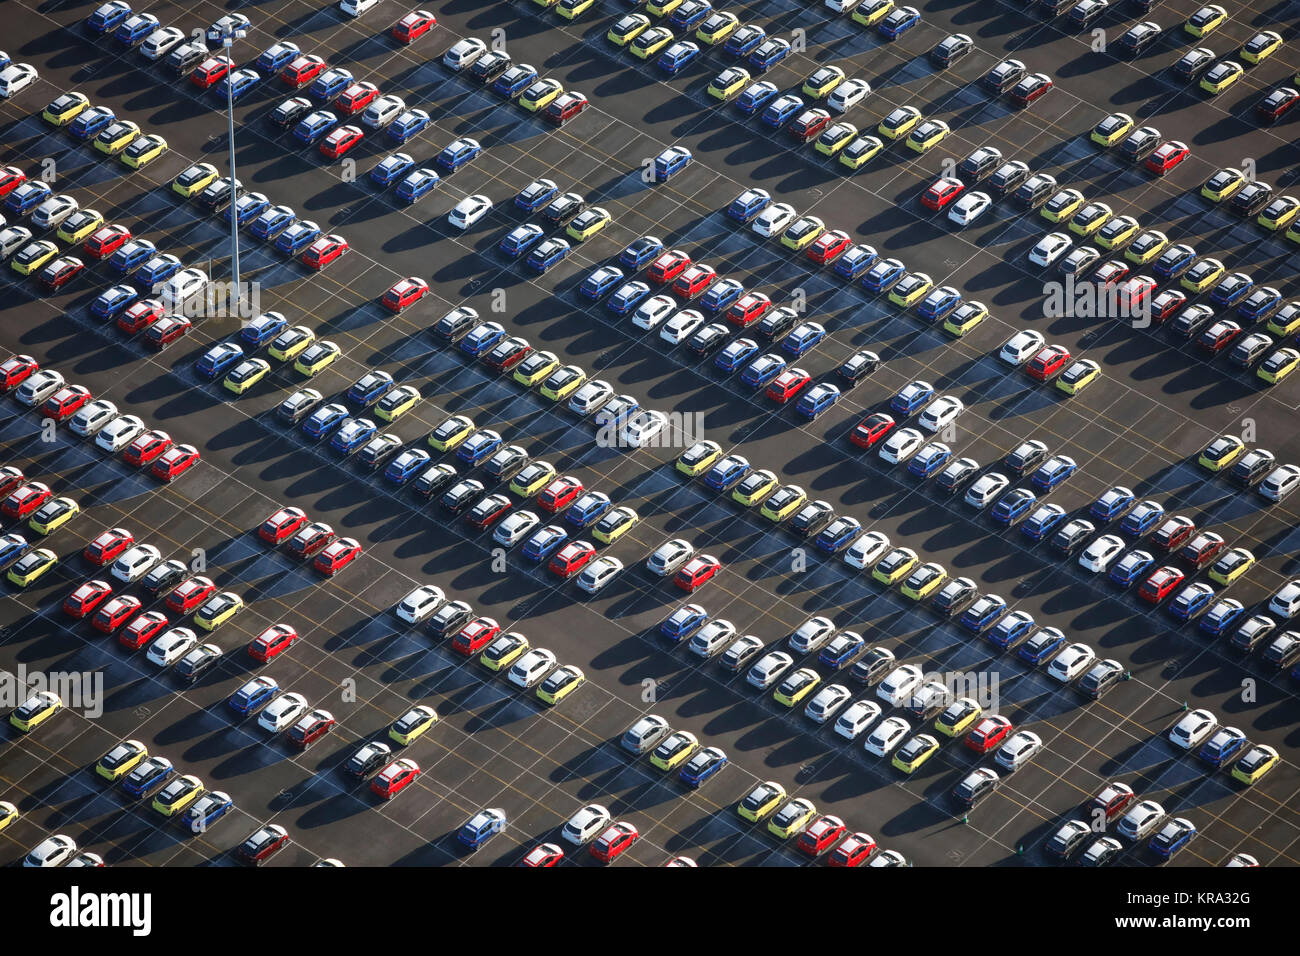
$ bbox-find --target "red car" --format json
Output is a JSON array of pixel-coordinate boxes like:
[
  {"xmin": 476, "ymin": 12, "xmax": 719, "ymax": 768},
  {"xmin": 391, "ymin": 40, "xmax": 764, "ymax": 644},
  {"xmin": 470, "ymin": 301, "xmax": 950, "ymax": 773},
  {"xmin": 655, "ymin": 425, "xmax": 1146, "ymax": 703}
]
[
  {"xmin": 191, "ymin": 56, "xmax": 232, "ymax": 89},
  {"xmin": 1139, "ymin": 565, "xmax": 1184, "ymax": 603},
  {"xmin": 289, "ymin": 710, "xmax": 336, "ymax": 748},
  {"xmin": 807, "ymin": 230, "xmax": 851, "ymax": 263},
  {"xmin": 1119, "ymin": 276, "xmax": 1156, "ymax": 312},
  {"xmin": 0, "ymin": 466, "xmax": 22, "ymax": 498},
  {"xmin": 118, "ymin": 299, "xmax": 163, "ymax": 334},
  {"xmin": 248, "ymin": 624, "xmax": 299, "ymax": 662},
  {"xmin": 1146, "ymin": 140, "xmax": 1188, "ymax": 175},
  {"xmin": 725, "ymin": 292, "xmax": 771, "ymax": 327},
  {"xmin": 850, "ymin": 412, "xmax": 895, "ymax": 449},
  {"xmin": 1257, "ymin": 87, "xmax": 1300, "ymax": 122},
  {"xmin": 789, "ymin": 108, "xmax": 831, "ymax": 142},
  {"xmin": 84, "ymin": 528, "xmax": 133, "ymax": 566},
  {"xmin": 675, "ymin": 555, "xmax": 721, "ymax": 591},
  {"xmin": 166, "ymin": 575, "xmax": 216, "ymax": 614},
  {"xmin": 766, "ymin": 369, "xmax": 811, "ymax": 403},
  {"xmin": 260, "ymin": 507, "xmax": 308, "ymax": 544},
  {"xmin": 83, "ymin": 224, "xmax": 131, "ymax": 260},
  {"xmin": 543, "ymin": 92, "xmax": 588, "ymax": 125},
  {"xmin": 92, "ymin": 595, "xmax": 142, "ymax": 633},
  {"xmin": 1198, "ymin": 320, "xmax": 1242, "ymax": 354},
  {"xmin": 465, "ymin": 495, "xmax": 511, "ymax": 530},
  {"xmin": 646, "ymin": 250, "xmax": 690, "ymax": 285},
  {"xmin": 484, "ymin": 338, "xmax": 532, "ymax": 371},
  {"xmin": 393, "ymin": 10, "xmax": 437, "ymax": 44},
  {"xmin": 1010, "ymin": 73, "xmax": 1052, "ymax": 106},
  {"xmin": 119, "ymin": 610, "xmax": 168, "ymax": 650},
  {"xmin": 797, "ymin": 814, "xmax": 846, "ymax": 856},
  {"xmin": 42, "ymin": 257, "xmax": 85, "ymax": 291},
  {"xmin": 1024, "ymin": 345, "xmax": 1070, "ymax": 381},
  {"xmin": 315, "ymin": 537, "xmax": 362, "ymax": 576},
  {"xmin": 548, "ymin": 541, "xmax": 596, "ymax": 578},
  {"xmin": 921, "ymin": 177, "xmax": 965, "ymax": 211},
  {"xmin": 63, "ymin": 580, "xmax": 113, "ymax": 618},
  {"xmin": 828, "ymin": 831, "xmax": 877, "ymax": 867},
  {"xmin": 151, "ymin": 444, "xmax": 200, "ymax": 482},
  {"xmin": 320, "ymin": 125, "xmax": 364, "ymax": 159},
  {"xmin": 1089, "ymin": 782, "xmax": 1135, "ymax": 821},
  {"xmin": 965, "ymin": 715, "xmax": 1013, "ymax": 753},
  {"xmin": 382, "ymin": 277, "xmax": 428, "ymax": 312},
  {"xmin": 145, "ymin": 316, "xmax": 192, "ymax": 349},
  {"xmin": 589, "ymin": 822, "xmax": 638, "ymax": 863},
  {"xmin": 537, "ymin": 476, "xmax": 583, "ymax": 513},
  {"xmin": 238, "ymin": 826, "xmax": 290, "ymax": 865},
  {"xmin": 672, "ymin": 264, "xmax": 717, "ymax": 300},
  {"xmin": 3, "ymin": 481, "xmax": 51, "ymax": 519},
  {"xmin": 336, "ymin": 81, "xmax": 380, "ymax": 114},
  {"xmin": 1149, "ymin": 289, "xmax": 1186, "ymax": 323},
  {"xmin": 371, "ymin": 759, "xmax": 420, "ymax": 799},
  {"xmin": 451, "ymin": 616, "xmax": 501, "ymax": 655},
  {"xmin": 288, "ymin": 521, "xmax": 335, "ymax": 557},
  {"xmin": 1151, "ymin": 516, "xmax": 1195, "ymax": 551},
  {"xmin": 302, "ymin": 234, "xmax": 348, "ymax": 270},
  {"xmin": 1093, "ymin": 260, "xmax": 1129, "ymax": 287},
  {"xmin": 123, "ymin": 429, "xmax": 173, "ymax": 466},
  {"xmin": 0, "ymin": 166, "xmax": 26, "ymax": 199},
  {"xmin": 1181, "ymin": 533, "xmax": 1225, "ymax": 570},
  {"xmin": 42, "ymin": 385, "xmax": 92, "ymax": 422},
  {"xmin": 281, "ymin": 54, "xmax": 327, "ymax": 88},
  {"xmin": 0, "ymin": 354, "xmax": 38, "ymax": 391},
  {"xmin": 518, "ymin": 843, "xmax": 564, "ymax": 867}
]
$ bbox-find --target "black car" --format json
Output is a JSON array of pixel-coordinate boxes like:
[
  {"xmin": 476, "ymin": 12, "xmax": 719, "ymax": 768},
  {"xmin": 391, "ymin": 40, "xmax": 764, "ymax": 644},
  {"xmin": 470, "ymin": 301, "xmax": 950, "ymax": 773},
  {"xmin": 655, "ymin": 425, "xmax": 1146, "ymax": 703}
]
[
  {"xmin": 953, "ymin": 769, "xmax": 999, "ymax": 808},
  {"xmin": 482, "ymin": 445, "xmax": 528, "ymax": 483},
  {"xmin": 468, "ymin": 50, "xmax": 511, "ymax": 84},
  {"xmin": 849, "ymin": 647, "xmax": 896, "ymax": 685},
  {"xmin": 345, "ymin": 742, "xmax": 392, "ymax": 778},
  {"xmin": 1015, "ymin": 173, "xmax": 1057, "ymax": 208},
  {"xmin": 935, "ymin": 457, "xmax": 979, "ymax": 493},
  {"xmin": 983, "ymin": 59, "xmax": 1025, "ymax": 93},
  {"xmin": 1038, "ymin": 0, "xmax": 1071, "ymax": 13},
  {"xmin": 988, "ymin": 161, "xmax": 1030, "ymax": 197},
  {"xmin": 1230, "ymin": 182, "xmax": 1273, "ymax": 217},
  {"xmin": 433, "ymin": 307, "xmax": 478, "ymax": 343},
  {"xmin": 1230, "ymin": 617, "xmax": 1276, "ymax": 653},
  {"xmin": 427, "ymin": 599, "xmax": 473, "ymax": 638},
  {"xmin": 440, "ymin": 479, "xmax": 484, "ymax": 514},
  {"xmin": 270, "ymin": 96, "xmax": 313, "ymax": 129},
  {"xmin": 836, "ymin": 349, "xmax": 880, "ymax": 388},
  {"xmin": 540, "ymin": 192, "xmax": 586, "ymax": 225},
  {"xmin": 1046, "ymin": 821, "xmax": 1092, "ymax": 860},
  {"xmin": 1170, "ymin": 304, "xmax": 1215, "ymax": 338},
  {"xmin": 174, "ymin": 644, "xmax": 221, "ymax": 683},
  {"xmin": 1051, "ymin": 518, "xmax": 1095, "ymax": 555},
  {"xmin": 1174, "ymin": 47, "xmax": 1216, "ymax": 82},
  {"xmin": 1263, "ymin": 633, "xmax": 1300, "ymax": 668},
  {"xmin": 932, "ymin": 577, "xmax": 978, "ymax": 616},
  {"xmin": 756, "ymin": 306, "xmax": 799, "ymax": 340},
  {"xmin": 958, "ymin": 146, "xmax": 1002, "ymax": 183},
  {"xmin": 1005, "ymin": 440, "xmax": 1048, "ymax": 475},
  {"xmin": 686, "ymin": 322, "xmax": 729, "ymax": 355},
  {"xmin": 930, "ymin": 33, "xmax": 972, "ymax": 67},
  {"xmin": 142, "ymin": 559, "xmax": 187, "ymax": 594},
  {"xmin": 790, "ymin": 500, "xmax": 834, "ymax": 537},
  {"xmin": 1229, "ymin": 449, "xmax": 1276, "ymax": 487},
  {"xmin": 1068, "ymin": 0, "xmax": 1109, "ymax": 29},
  {"xmin": 1079, "ymin": 660, "xmax": 1123, "ymax": 698},
  {"xmin": 197, "ymin": 178, "xmax": 243, "ymax": 213},
  {"xmin": 413, "ymin": 462, "xmax": 457, "ymax": 498},
  {"xmin": 1118, "ymin": 126, "xmax": 1160, "ymax": 161},
  {"xmin": 1118, "ymin": 21, "xmax": 1161, "ymax": 56},
  {"xmin": 167, "ymin": 43, "xmax": 206, "ymax": 76},
  {"xmin": 278, "ymin": 388, "xmax": 322, "ymax": 423}
]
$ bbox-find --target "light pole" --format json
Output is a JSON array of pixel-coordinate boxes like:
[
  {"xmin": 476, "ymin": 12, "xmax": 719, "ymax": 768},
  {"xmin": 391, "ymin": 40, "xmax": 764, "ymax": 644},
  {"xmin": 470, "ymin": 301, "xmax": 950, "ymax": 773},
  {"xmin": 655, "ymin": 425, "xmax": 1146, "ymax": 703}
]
[{"xmin": 222, "ymin": 28, "xmax": 246, "ymax": 317}]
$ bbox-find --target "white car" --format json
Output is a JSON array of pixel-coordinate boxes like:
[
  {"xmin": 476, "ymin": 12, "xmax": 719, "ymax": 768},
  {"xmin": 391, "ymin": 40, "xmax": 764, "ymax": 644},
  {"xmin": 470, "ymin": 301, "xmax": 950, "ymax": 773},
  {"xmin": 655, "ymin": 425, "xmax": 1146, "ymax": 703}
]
[
  {"xmin": 647, "ymin": 538, "xmax": 694, "ymax": 576},
  {"xmin": 621, "ymin": 715, "xmax": 669, "ymax": 754},
  {"xmin": 747, "ymin": 651, "xmax": 794, "ymax": 689},
  {"xmin": 493, "ymin": 511, "xmax": 539, "ymax": 548},
  {"xmin": 917, "ymin": 396, "xmax": 963, "ymax": 432},
  {"xmin": 33, "ymin": 195, "xmax": 79, "ymax": 229},
  {"xmin": 805, "ymin": 684, "xmax": 852, "ymax": 723},
  {"xmin": 864, "ymin": 715, "xmax": 911, "ymax": 756},
  {"xmin": 1079, "ymin": 534, "xmax": 1124, "ymax": 572},
  {"xmin": 632, "ymin": 295, "xmax": 675, "ymax": 331},
  {"xmin": 1047, "ymin": 642, "xmax": 1096, "ymax": 682},
  {"xmin": 948, "ymin": 190, "xmax": 991, "ymax": 226},
  {"xmin": 1268, "ymin": 579, "xmax": 1300, "ymax": 619},
  {"xmin": 688, "ymin": 619, "xmax": 736, "ymax": 658},
  {"xmin": 844, "ymin": 531, "xmax": 889, "ymax": 570},
  {"xmin": 258, "ymin": 692, "xmax": 309, "ymax": 732},
  {"xmin": 362, "ymin": 94, "xmax": 406, "ymax": 129},
  {"xmin": 965, "ymin": 472, "xmax": 1010, "ymax": 508},
  {"xmin": 661, "ymin": 309, "xmax": 705, "ymax": 344},
  {"xmin": 621, "ymin": 410, "xmax": 667, "ymax": 447},
  {"xmin": 752, "ymin": 202, "xmax": 796, "ymax": 237},
  {"xmin": 96, "ymin": 414, "xmax": 146, "ymax": 453},
  {"xmin": 141, "ymin": 26, "xmax": 185, "ymax": 59},
  {"xmin": 146, "ymin": 627, "xmax": 197, "ymax": 667},
  {"xmin": 443, "ymin": 37, "xmax": 487, "ymax": 71},
  {"xmin": 24, "ymin": 834, "xmax": 77, "ymax": 868},
  {"xmin": 508, "ymin": 648, "xmax": 557, "ymax": 688},
  {"xmin": 834, "ymin": 700, "xmax": 881, "ymax": 740},
  {"xmin": 0, "ymin": 226, "xmax": 33, "ymax": 259},
  {"xmin": 67, "ymin": 400, "xmax": 117, "ymax": 438},
  {"xmin": 568, "ymin": 380, "xmax": 613, "ymax": 416},
  {"xmin": 1029, "ymin": 232, "xmax": 1072, "ymax": 267},
  {"xmin": 158, "ymin": 268, "xmax": 208, "ymax": 310},
  {"xmin": 1118, "ymin": 800, "xmax": 1166, "ymax": 841},
  {"xmin": 395, "ymin": 585, "xmax": 445, "ymax": 623},
  {"xmin": 996, "ymin": 730, "xmax": 1044, "ymax": 771},
  {"xmin": 562, "ymin": 804, "xmax": 611, "ymax": 845},
  {"xmin": 341, "ymin": 0, "xmax": 381, "ymax": 14},
  {"xmin": 827, "ymin": 77, "xmax": 870, "ymax": 112},
  {"xmin": 1259, "ymin": 464, "xmax": 1300, "ymax": 502},
  {"xmin": 999, "ymin": 330, "xmax": 1046, "ymax": 365},
  {"xmin": 576, "ymin": 556, "xmax": 622, "ymax": 594},
  {"xmin": 449, "ymin": 194, "xmax": 491, "ymax": 230},
  {"xmin": 0, "ymin": 64, "xmax": 38, "ymax": 98},
  {"xmin": 878, "ymin": 427, "xmax": 924, "ymax": 464},
  {"xmin": 877, "ymin": 664, "xmax": 924, "ymax": 707},
  {"xmin": 111, "ymin": 544, "xmax": 161, "ymax": 583},
  {"xmin": 1169, "ymin": 708, "xmax": 1217, "ymax": 750},
  {"xmin": 14, "ymin": 369, "xmax": 64, "ymax": 406}
]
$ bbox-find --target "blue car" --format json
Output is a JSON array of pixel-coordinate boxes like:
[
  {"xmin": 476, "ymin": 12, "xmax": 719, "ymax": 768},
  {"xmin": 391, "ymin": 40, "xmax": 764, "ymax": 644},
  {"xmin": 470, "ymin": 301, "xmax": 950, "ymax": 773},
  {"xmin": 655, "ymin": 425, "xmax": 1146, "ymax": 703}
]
[
  {"xmin": 516, "ymin": 179, "xmax": 559, "ymax": 213},
  {"xmin": 458, "ymin": 431, "xmax": 503, "ymax": 465},
  {"xmin": 566, "ymin": 493, "xmax": 611, "ymax": 528},
  {"xmin": 302, "ymin": 403, "xmax": 349, "ymax": 439},
  {"xmin": 226, "ymin": 191, "xmax": 269, "ymax": 226},
  {"xmin": 991, "ymin": 488, "xmax": 1037, "ymax": 526},
  {"xmin": 908, "ymin": 443, "xmax": 951, "ymax": 478},
  {"xmin": 396, "ymin": 169, "xmax": 440, "ymax": 203},
  {"xmin": 679, "ymin": 748, "xmax": 727, "ymax": 788},
  {"xmin": 917, "ymin": 287, "xmax": 961, "ymax": 321},
  {"xmin": 1238, "ymin": 287, "xmax": 1282, "ymax": 322},
  {"xmin": 309, "ymin": 68, "xmax": 354, "ymax": 101},
  {"xmin": 1168, "ymin": 585, "xmax": 1214, "ymax": 621},
  {"xmin": 87, "ymin": 1, "xmax": 131, "ymax": 35},
  {"xmin": 1018, "ymin": 628, "xmax": 1066, "ymax": 665},
  {"xmin": 748, "ymin": 38, "xmax": 792, "ymax": 72},
  {"xmin": 121, "ymin": 758, "xmax": 173, "ymax": 797},
  {"xmin": 1119, "ymin": 500, "xmax": 1164, "ymax": 537},
  {"xmin": 228, "ymin": 679, "xmax": 278, "ymax": 716},
  {"xmin": 521, "ymin": 525, "xmax": 568, "ymax": 562},
  {"xmin": 735, "ymin": 81, "xmax": 779, "ymax": 116},
  {"xmin": 608, "ymin": 281, "xmax": 652, "ymax": 315},
  {"xmin": 457, "ymin": 810, "xmax": 506, "ymax": 849},
  {"xmin": 0, "ymin": 535, "xmax": 29, "ymax": 568},
  {"xmin": 387, "ymin": 109, "xmax": 431, "ymax": 143},
  {"xmin": 493, "ymin": 64, "xmax": 538, "ymax": 98},
  {"xmin": 988, "ymin": 611, "xmax": 1035, "ymax": 650},
  {"xmin": 816, "ymin": 516, "xmax": 860, "ymax": 552},
  {"xmin": 1021, "ymin": 504, "xmax": 1066, "ymax": 541},
  {"xmin": 580, "ymin": 266, "xmax": 624, "ymax": 300},
  {"xmin": 68, "ymin": 106, "xmax": 115, "ymax": 140},
  {"xmin": 217, "ymin": 69, "xmax": 260, "ymax": 102},
  {"xmin": 863, "ymin": 258, "xmax": 906, "ymax": 293},
  {"xmin": 1198, "ymin": 728, "xmax": 1247, "ymax": 767},
  {"xmin": 6, "ymin": 182, "xmax": 51, "ymax": 216},
  {"xmin": 371, "ymin": 152, "xmax": 415, "ymax": 186},
  {"xmin": 1153, "ymin": 245, "xmax": 1196, "ymax": 279},
  {"xmin": 294, "ymin": 110, "xmax": 338, "ymax": 144},
  {"xmin": 250, "ymin": 205, "xmax": 296, "ymax": 240},
  {"xmin": 879, "ymin": 6, "xmax": 921, "ymax": 39},
  {"xmin": 134, "ymin": 253, "xmax": 181, "ymax": 288},
  {"xmin": 500, "ymin": 224, "xmax": 545, "ymax": 258},
  {"xmin": 527, "ymin": 238, "xmax": 570, "ymax": 273},
  {"xmin": 715, "ymin": 337, "xmax": 759, "ymax": 372},
  {"xmin": 275, "ymin": 220, "xmax": 321, "ymax": 255},
  {"xmin": 727, "ymin": 188, "xmax": 771, "ymax": 224},
  {"xmin": 184, "ymin": 791, "xmax": 235, "ymax": 833},
  {"xmin": 819, "ymin": 632, "xmax": 865, "ymax": 669},
  {"xmin": 657, "ymin": 42, "xmax": 700, "ymax": 76},
  {"xmin": 109, "ymin": 239, "xmax": 156, "ymax": 274},
  {"xmin": 761, "ymin": 94, "xmax": 804, "ymax": 128},
  {"xmin": 113, "ymin": 13, "xmax": 158, "ymax": 46},
  {"xmin": 1032, "ymin": 456, "xmax": 1077, "ymax": 491},
  {"xmin": 960, "ymin": 595, "xmax": 1007, "ymax": 634},
  {"xmin": 1198, "ymin": 601, "xmax": 1244, "ymax": 637},
  {"xmin": 704, "ymin": 456, "xmax": 750, "ymax": 490},
  {"xmin": 1109, "ymin": 550, "xmax": 1154, "ymax": 588},
  {"xmin": 662, "ymin": 604, "xmax": 708, "ymax": 640},
  {"xmin": 90, "ymin": 284, "xmax": 139, "ymax": 319},
  {"xmin": 669, "ymin": 0, "xmax": 712, "ymax": 30},
  {"xmin": 700, "ymin": 278, "xmax": 744, "ymax": 313},
  {"xmin": 724, "ymin": 25, "xmax": 766, "ymax": 57},
  {"xmin": 255, "ymin": 41, "xmax": 300, "ymax": 75},
  {"xmin": 782, "ymin": 323, "xmax": 826, "ymax": 357},
  {"xmin": 1211, "ymin": 274, "xmax": 1253, "ymax": 307},
  {"xmin": 653, "ymin": 146, "xmax": 692, "ymax": 181},
  {"xmin": 890, "ymin": 381, "xmax": 934, "ymax": 416},
  {"xmin": 1090, "ymin": 486, "xmax": 1134, "ymax": 522},
  {"xmin": 348, "ymin": 371, "xmax": 394, "ymax": 406},
  {"xmin": 798, "ymin": 384, "xmax": 840, "ymax": 420},
  {"xmin": 196, "ymin": 343, "xmax": 244, "ymax": 379},
  {"xmin": 835, "ymin": 244, "xmax": 879, "ymax": 279},
  {"xmin": 1149, "ymin": 820, "xmax": 1197, "ymax": 861},
  {"xmin": 331, "ymin": 418, "xmax": 377, "ymax": 454},
  {"xmin": 460, "ymin": 324, "xmax": 506, "ymax": 357},
  {"xmin": 620, "ymin": 235, "xmax": 665, "ymax": 270},
  {"xmin": 740, "ymin": 354, "xmax": 786, "ymax": 388},
  {"xmin": 241, "ymin": 313, "xmax": 288, "ymax": 346},
  {"xmin": 436, "ymin": 138, "xmax": 481, "ymax": 172},
  {"xmin": 385, "ymin": 449, "xmax": 432, "ymax": 485}
]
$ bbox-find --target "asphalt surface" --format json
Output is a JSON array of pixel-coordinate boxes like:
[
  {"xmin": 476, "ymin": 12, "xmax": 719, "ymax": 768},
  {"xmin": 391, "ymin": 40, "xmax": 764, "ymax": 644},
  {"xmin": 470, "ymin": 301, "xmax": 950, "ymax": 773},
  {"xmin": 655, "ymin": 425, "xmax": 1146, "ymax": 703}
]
[{"xmin": 1, "ymin": 0, "xmax": 1299, "ymax": 867}]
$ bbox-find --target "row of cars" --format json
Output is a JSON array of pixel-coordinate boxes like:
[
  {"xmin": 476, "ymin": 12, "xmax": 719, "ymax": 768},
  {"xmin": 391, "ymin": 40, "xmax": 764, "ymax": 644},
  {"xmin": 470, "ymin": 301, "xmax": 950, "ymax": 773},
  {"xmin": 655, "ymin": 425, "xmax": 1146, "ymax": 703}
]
[{"xmin": 442, "ymin": 37, "xmax": 591, "ymax": 126}]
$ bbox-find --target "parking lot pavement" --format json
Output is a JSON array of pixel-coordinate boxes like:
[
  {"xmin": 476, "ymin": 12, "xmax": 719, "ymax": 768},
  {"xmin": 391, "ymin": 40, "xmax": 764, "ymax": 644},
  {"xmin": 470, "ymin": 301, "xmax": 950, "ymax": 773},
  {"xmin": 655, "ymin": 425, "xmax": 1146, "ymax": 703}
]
[{"xmin": 1, "ymin": 0, "xmax": 1299, "ymax": 868}]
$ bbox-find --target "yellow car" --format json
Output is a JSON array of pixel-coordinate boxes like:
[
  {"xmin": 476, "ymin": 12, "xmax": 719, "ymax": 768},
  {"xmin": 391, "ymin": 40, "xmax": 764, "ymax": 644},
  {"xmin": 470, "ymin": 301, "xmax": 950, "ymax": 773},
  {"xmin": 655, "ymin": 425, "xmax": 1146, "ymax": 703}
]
[
  {"xmin": 1258, "ymin": 196, "xmax": 1300, "ymax": 232},
  {"xmin": 645, "ymin": 0, "xmax": 683, "ymax": 16},
  {"xmin": 737, "ymin": 780, "xmax": 787, "ymax": 822},
  {"xmin": 696, "ymin": 11, "xmax": 739, "ymax": 44},
  {"xmin": 1181, "ymin": 257, "xmax": 1225, "ymax": 293},
  {"xmin": 389, "ymin": 705, "xmax": 438, "ymax": 745},
  {"xmin": 944, "ymin": 301, "xmax": 988, "ymax": 337},
  {"xmin": 1201, "ymin": 167, "xmax": 1245, "ymax": 203},
  {"xmin": 195, "ymin": 592, "xmax": 244, "ymax": 631},
  {"xmin": 1041, "ymin": 188, "xmax": 1085, "ymax": 223},
  {"xmin": 761, "ymin": 484, "xmax": 806, "ymax": 521},
  {"xmin": 96, "ymin": 739, "xmax": 149, "ymax": 781},
  {"xmin": 1207, "ymin": 547, "xmax": 1256, "ymax": 586},
  {"xmin": 480, "ymin": 632, "xmax": 529, "ymax": 672},
  {"xmin": 773, "ymin": 668, "xmax": 820, "ymax": 707},
  {"xmin": 852, "ymin": 0, "xmax": 894, "ymax": 27},
  {"xmin": 1200, "ymin": 60, "xmax": 1243, "ymax": 94},
  {"xmin": 1258, "ymin": 347, "xmax": 1300, "ymax": 385},
  {"xmin": 172, "ymin": 162, "xmax": 220, "ymax": 198},
  {"xmin": 566, "ymin": 206, "xmax": 612, "ymax": 241},
  {"xmin": 43, "ymin": 91, "xmax": 90, "ymax": 126},
  {"xmin": 839, "ymin": 135, "xmax": 884, "ymax": 169},
  {"xmin": 10, "ymin": 691, "xmax": 62, "ymax": 732},
  {"xmin": 537, "ymin": 664, "xmax": 585, "ymax": 705},
  {"xmin": 1231, "ymin": 744, "xmax": 1279, "ymax": 785},
  {"xmin": 57, "ymin": 209, "xmax": 105, "ymax": 244},
  {"xmin": 513, "ymin": 350, "xmax": 559, "ymax": 387},
  {"xmin": 1090, "ymin": 111, "xmax": 1133, "ymax": 147},
  {"xmin": 223, "ymin": 358, "xmax": 270, "ymax": 395},
  {"xmin": 1068, "ymin": 201, "xmax": 1112, "ymax": 237},
  {"xmin": 1056, "ymin": 359, "xmax": 1100, "ymax": 396},
  {"xmin": 557, "ymin": 0, "xmax": 596, "ymax": 18},
  {"xmin": 539, "ymin": 365, "xmax": 587, "ymax": 401},
  {"xmin": 608, "ymin": 13, "xmax": 650, "ymax": 46},
  {"xmin": 889, "ymin": 272, "xmax": 932, "ymax": 308},
  {"xmin": 899, "ymin": 562, "xmax": 947, "ymax": 600},
  {"xmin": 733, "ymin": 469, "xmax": 778, "ymax": 507},
  {"xmin": 802, "ymin": 65, "xmax": 845, "ymax": 99},
  {"xmin": 0, "ymin": 802, "xmax": 16, "ymax": 832},
  {"xmin": 268, "ymin": 325, "xmax": 315, "ymax": 361},
  {"xmin": 1125, "ymin": 229, "xmax": 1168, "ymax": 264},
  {"xmin": 814, "ymin": 122, "xmax": 857, "ymax": 156},
  {"xmin": 293, "ymin": 340, "xmax": 341, "ymax": 377},
  {"xmin": 767, "ymin": 797, "xmax": 816, "ymax": 839},
  {"xmin": 907, "ymin": 119, "xmax": 949, "ymax": 154},
  {"xmin": 1185, "ymin": 4, "xmax": 1226, "ymax": 37},
  {"xmin": 935, "ymin": 698, "xmax": 983, "ymax": 737},
  {"xmin": 1267, "ymin": 306, "xmax": 1300, "ymax": 337},
  {"xmin": 532, "ymin": 0, "xmax": 560, "ymax": 7},
  {"xmin": 121, "ymin": 133, "xmax": 168, "ymax": 169},
  {"xmin": 872, "ymin": 547, "xmax": 918, "ymax": 585},
  {"xmin": 429, "ymin": 415, "xmax": 475, "ymax": 452},
  {"xmin": 649, "ymin": 730, "xmax": 698, "ymax": 771},
  {"xmin": 780, "ymin": 215, "xmax": 825, "ymax": 251},
  {"xmin": 1095, "ymin": 214, "xmax": 1139, "ymax": 251},
  {"xmin": 676, "ymin": 440, "xmax": 721, "ymax": 477},
  {"xmin": 7, "ymin": 547, "xmax": 57, "ymax": 587},
  {"xmin": 93, "ymin": 119, "xmax": 140, "ymax": 155},
  {"xmin": 375, "ymin": 385, "xmax": 420, "ymax": 423},
  {"xmin": 520, "ymin": 78, "xmax": 563, "ymax": 112},
  {"xmin": 892, "ymin": 733, "xmax": 939, "ymax": 773},
  {"xmin": 592, "ymin": 506, "xmax": 639, "ymax": 544},
  {"xmin": 878, "ymin": 105, "xmax": 921, "ymax": 140},
  {"xmin": 29, "ymin": 496, "xmax": 79, "ymax": 535},
  {"xmin": 510, "ymin": 461, "xmax": 557, "ymax": 497},
  {"xmin": 1197, "ymin": 434, "xmax": 1245, "ymax": 471},
  {"xmin": 629, "ymin": 26, "xmax": 674, "ymax": 59},
  {"xmin": 152, "ymin": 775, "xmax": 204, "ymax": 817},
  {"xmin": 1286, "ymin": 221, "xmax": 1300, "ymax": 246},
  {"xmin": 707, "ymin": 66, "xmax": 750, "ymax": 100},
  {"xmin": 11, "ymin": 240, "xmax": 59, "ymax": 276},
  {"xmin": 1241, "ymin": 30, "xmax": 1282, "ymax": 65}
]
